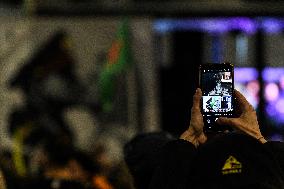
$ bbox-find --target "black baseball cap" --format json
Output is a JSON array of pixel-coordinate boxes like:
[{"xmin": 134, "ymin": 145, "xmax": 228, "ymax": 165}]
[{"xmin": 193, "ymin": 133, "xmax": 284, "ymax": 189}]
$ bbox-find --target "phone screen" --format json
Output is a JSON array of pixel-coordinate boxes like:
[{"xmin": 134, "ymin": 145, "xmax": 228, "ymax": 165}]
[{"xmin": 200, "ymin": 63, "xmax": 234, "ymax": 131}]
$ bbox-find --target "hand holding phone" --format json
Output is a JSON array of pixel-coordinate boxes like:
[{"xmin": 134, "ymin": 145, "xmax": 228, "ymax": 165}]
[
  {"xmin": 180, "ymin": 88, "xmax": 207, "ymax": 147},
  {"xmin": 199, "ymin": 63, "xmax": 235, "ymax": 132},
  {"xmin": 216, "ymin": 90, "xmax": 267, "ymax": 143}
]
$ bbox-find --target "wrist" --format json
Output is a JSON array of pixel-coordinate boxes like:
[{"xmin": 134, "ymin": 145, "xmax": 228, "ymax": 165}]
[
  {"xmin": 179, "ymin": 127, "xmax": 207, "ymax": 147},
  {"xmin": 180, "ymin": 128, "xmax": 198, "ymax": 147}
]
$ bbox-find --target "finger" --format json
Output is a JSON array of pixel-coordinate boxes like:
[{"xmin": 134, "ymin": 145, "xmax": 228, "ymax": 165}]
[
  {"xmin": 234, "ymin": 89, "xmax": 253, "ymax": 111},
  {"xmin": 216, "ymin": 117, "xmax": 239, "ymax": 128},
  {"xmin": 217, "ymin": 117, "xmax": 256, "ymax": 136},
  {"xmin": 191, "ymin": 88, "xmax": 202, "ymax": 114}
]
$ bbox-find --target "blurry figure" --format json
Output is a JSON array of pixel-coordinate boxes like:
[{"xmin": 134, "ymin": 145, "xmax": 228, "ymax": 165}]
[
  {"xmin": 123, "ymin": 132, "xmax": 174, "ymax": 189},
  {"xmin": 7, "ymin": 30, "xmax": 99, "ymax": 179},
  {"xmin": 9, "ymin": 31, "xmax": 84, "ymax": 143},
  {"xmin": 9, "ymin": 29, "xmax": 103, "ymax": 146}
]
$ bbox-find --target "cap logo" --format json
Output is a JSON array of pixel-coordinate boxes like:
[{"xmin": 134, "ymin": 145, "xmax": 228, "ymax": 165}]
[{"xmin": 222, "ymin": 155, "xmax": 242, "ymax": 175}]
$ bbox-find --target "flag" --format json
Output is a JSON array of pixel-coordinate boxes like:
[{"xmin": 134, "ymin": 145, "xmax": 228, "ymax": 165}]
[{"xmin": 98, "ymin": 20, "xmax": 132, "ymax": 112}]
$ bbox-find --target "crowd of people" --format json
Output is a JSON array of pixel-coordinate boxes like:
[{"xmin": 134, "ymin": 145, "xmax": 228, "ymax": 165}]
[
  {"xmin": 0, "ymin": 86, "xmax": 283, "ymax": 189},
  {"xmin": 0, "ymin": 124, "xmax": 135, "ymax": 189}
]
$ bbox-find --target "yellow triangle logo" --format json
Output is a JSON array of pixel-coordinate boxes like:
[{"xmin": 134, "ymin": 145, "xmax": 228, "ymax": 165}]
[{"xmin": 222, "ymin": 156, "xmax": 242, "ymax": 175}]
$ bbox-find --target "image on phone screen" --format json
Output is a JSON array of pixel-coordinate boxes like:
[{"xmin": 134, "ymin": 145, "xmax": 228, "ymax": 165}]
[{"xmin": 201, "ymin": 70, "xmax": 233, "ymax": 116}]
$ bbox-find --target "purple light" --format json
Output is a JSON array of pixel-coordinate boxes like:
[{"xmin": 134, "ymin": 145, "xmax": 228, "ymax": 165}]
[
  {"xmin": 235, "ymin": 83, "xmax": 259, "ymax": 109},
  {"xmin": 279, "ymin": 76, "xmax": 284, "ymax": 90},
  {"xmin": 230, "ymin": 17, "xmax": 257, "ymax": 34},
  {"xmin": 234, "ymin": 67, "xmax": 260, "ymax": 109},
  {"xmin": 247, "ymin": 80, "xmax": 260, "ymax": 96},
  {"xmin": 173, "ymin": 19, "xmax": 201, "ymax": 31},
  {"xmin": 202, "ymin": 19, "xmax": 229, "ymax": 33},
  {"xmin": 266, "ymin": 97, "xmax": 284, "ymax": 125},
  {"xmin": 275, "ymin": 98, "xmax": 284, "ymax": 114},
  {"xmin": 235, "ymin": 68, "xmax": 258, "ymax": 82},
  {"xmin": 263, "ymin": 68, "xmax": 284, "ymax": 82},
  {"xmin": 264, "ymin": 69, "xmax": 284, "ymax": 125},
  {"xmin": 266, "ymin": 97, "xmax": 284, "ymax": 126},
  {"xmin": 265, "ymin": 83, "xmax": 279, "ymax": 102},
  {"xmin": 154, "ymin": 17, "xmax": 284, "ymax": 34},
  {"xmin": 153, "ymin": 18, "xmax": 258, "ymax": 34},
  {"xmin": 269, "ymin": 134, "xmax": 283, "ymax": 142},
  {"xmin": 262, "ymin": 18, "xmax": 283, "ymax": 33},
  {"xmin": 266, "ymin": 103, "xmax": 277, "ymax": 116}
]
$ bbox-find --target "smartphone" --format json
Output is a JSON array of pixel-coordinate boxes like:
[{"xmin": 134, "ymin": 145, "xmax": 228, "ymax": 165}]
[{"xmin": 199, "ymin": 63, "xmax": 234, "ymax": 132}]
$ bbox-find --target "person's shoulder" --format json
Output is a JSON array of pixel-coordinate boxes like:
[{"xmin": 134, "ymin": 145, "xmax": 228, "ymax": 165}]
[
  {"xmin": 264, "ymin": 141, "xmax": 284, "ymax": 155},
  {"xmin": 263, "ymin": 141, "xmax": 284, "ymax": 178},
  {"xmin": 193, "ymin": 133, "xmax": 284, "ymax": 189},
  {"xmin": 155, "ymin": 139, "xmax": 197, "ymax": 168},
  {"xmin": 164, "ymin": 139, "xmax": 196, "ymax": 153}
]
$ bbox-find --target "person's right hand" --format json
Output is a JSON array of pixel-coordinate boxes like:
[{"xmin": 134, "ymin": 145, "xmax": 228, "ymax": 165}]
[{"xmin": 216, "ymin": 90, "xmax": 267, "ymax": 144}]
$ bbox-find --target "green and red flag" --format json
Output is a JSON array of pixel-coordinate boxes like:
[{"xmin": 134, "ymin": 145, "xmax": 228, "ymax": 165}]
[{"xmin": 98, "ymin": 20, "xmax": 132, "ymax": 112}]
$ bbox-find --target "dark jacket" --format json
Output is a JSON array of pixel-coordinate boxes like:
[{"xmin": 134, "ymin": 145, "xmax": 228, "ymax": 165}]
[{"xmin": 149, "ymin": 133, "xmax": 284, "ymax": 189}]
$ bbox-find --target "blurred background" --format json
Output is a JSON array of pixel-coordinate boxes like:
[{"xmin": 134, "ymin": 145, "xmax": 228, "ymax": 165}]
[{"xmin": 0, "ymin": 0, "xmax": 284, "ymax": 188}]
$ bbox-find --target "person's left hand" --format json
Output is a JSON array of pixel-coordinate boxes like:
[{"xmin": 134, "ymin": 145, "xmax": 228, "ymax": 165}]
[{"xmin": 180, "ymin": 88, "xmax": 207, "ymax": 147}]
